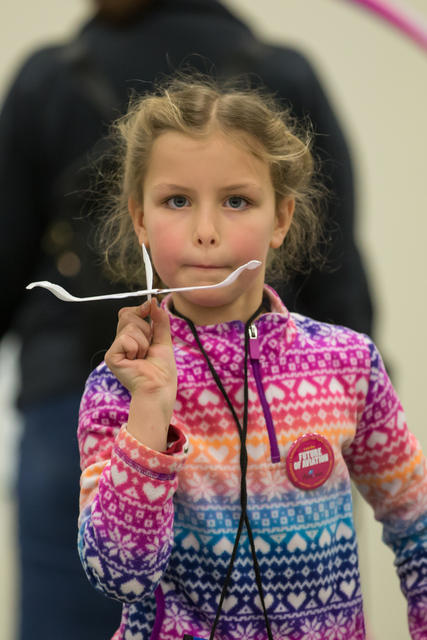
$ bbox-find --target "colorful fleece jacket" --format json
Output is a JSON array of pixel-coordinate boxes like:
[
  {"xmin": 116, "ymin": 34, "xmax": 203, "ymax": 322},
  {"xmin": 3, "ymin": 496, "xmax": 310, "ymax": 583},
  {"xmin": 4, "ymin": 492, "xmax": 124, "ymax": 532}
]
[{"xmin": 78, "ymin": 286, "xmax": 427, "ymax": 640}]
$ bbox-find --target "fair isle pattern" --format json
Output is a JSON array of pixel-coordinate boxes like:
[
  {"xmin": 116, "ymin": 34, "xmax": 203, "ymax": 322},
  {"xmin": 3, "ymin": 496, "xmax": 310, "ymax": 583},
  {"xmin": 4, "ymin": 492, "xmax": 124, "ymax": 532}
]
[{"xmin": 78, "ymin": 286, "xmax": 427, "ymax": 640}]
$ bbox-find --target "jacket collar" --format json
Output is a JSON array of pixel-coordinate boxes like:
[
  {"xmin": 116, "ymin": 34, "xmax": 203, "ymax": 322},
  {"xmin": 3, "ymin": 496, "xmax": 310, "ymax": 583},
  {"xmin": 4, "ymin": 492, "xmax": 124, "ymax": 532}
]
[{"xmin": 162, "ymin": 285, "xmax": 297, "ymax": 348}]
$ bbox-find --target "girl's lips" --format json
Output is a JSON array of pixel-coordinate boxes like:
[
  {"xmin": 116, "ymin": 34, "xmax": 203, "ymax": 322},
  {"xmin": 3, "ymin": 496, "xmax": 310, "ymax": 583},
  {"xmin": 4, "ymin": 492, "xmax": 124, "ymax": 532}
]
[{"xmin": 188, "ymin": 264, "xmax": 226, "ymax": 270}]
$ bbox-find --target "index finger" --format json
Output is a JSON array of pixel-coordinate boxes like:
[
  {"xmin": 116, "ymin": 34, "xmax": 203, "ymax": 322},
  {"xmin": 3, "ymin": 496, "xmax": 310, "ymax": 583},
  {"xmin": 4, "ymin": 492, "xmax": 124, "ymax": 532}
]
[
  {"xmin": 149, "ymin": 298, "xmax": 173, "ymax": 347},
  {"xmin": 116, "ymin": 301, "xmax": 152, "ymax": 336}
]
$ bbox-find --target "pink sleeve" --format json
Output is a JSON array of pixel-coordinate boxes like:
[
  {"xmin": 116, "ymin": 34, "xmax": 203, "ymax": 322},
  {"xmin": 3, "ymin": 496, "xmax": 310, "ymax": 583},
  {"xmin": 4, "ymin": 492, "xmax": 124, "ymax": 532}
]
[
  {"xmin": 77, "ymin": 363, "xmax": 188, "ymax": 602},
  {"xmin": 343, "ymin": 340, "xmax": 427, "ymax": 638}
]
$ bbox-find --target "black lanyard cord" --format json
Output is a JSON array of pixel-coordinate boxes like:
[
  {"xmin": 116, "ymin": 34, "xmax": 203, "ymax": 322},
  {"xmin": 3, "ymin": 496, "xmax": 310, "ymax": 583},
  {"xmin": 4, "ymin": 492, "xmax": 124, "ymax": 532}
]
[{"xmin": 181, "ymin": 304, "xmax": 273, "ymax": 640}]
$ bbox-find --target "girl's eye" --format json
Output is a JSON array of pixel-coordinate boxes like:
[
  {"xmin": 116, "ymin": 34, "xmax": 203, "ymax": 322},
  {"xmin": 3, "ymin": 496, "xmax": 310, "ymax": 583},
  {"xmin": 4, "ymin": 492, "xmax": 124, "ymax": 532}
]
[
  {"xmin": 224, "ymin": 196, "xmax": 250, "ymax": 210},
  {"xmin": 166, "ymin": 195, "xmax": 190, "ymax": 209}
]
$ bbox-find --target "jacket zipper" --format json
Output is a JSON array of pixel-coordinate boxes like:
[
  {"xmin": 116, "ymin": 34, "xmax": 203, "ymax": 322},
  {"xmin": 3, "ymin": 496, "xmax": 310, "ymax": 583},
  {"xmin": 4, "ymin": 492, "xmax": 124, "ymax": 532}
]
[
  {"xmin": 150, "ymin": 584, "xmax": 165, "ymax": 640},
  {"xmin": 248, "ymin": 324, "xmax": 281, "ymax": 464}
]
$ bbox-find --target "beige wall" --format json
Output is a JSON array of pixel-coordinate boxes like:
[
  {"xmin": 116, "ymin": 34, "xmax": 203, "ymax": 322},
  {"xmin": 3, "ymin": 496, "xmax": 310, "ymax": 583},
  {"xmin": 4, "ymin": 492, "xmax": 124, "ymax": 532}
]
[{"xmin": 1, "ymin": 1, "xmax": 426, "ymax": 639}]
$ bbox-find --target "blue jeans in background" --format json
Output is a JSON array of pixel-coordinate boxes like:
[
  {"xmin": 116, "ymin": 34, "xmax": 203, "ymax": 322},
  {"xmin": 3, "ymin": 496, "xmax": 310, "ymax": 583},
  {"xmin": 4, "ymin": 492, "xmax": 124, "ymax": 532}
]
[{"xmin": 17, "ymin": 393, "xmax": 122, "ymax": 639}]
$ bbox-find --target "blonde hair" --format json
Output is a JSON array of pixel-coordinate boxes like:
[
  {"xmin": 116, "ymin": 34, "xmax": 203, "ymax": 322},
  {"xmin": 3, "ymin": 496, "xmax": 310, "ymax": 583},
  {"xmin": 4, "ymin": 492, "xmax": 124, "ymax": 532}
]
[{"xmin": 97, "ymin": 75, "xmax": 326, "ymax": 287}]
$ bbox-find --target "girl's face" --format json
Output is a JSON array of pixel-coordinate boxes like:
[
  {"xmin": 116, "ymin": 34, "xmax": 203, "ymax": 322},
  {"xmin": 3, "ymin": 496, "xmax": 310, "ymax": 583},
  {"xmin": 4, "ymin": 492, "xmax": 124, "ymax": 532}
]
[{"xmin": 130, "ymin": 130, "xmax": 294, "ymax": 325}]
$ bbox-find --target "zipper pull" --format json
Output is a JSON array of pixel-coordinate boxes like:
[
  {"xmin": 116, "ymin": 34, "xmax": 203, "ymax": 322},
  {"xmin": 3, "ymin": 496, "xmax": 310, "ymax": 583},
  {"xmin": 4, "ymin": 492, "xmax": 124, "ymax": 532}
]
[{"xmin": 249, "ymin": 324, "xmax": 260, "ymax": 360}]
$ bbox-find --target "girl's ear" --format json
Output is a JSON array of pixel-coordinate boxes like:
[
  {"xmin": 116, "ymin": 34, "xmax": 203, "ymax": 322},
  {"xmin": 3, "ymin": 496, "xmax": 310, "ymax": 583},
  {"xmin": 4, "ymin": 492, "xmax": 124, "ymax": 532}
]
[
  {"xmin": 128, "ymin": 196, "xmax": 148, "ymax": 246},
  {"xmin": 270, "ymin": 196, "xmax": 295, "ymax": 249}
]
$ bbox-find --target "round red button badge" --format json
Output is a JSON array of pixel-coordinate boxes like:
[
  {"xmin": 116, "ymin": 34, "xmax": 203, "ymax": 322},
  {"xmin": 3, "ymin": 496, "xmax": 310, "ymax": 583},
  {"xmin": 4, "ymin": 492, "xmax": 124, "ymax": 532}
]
[{"xmin": 286, "ymin": 433, "xmax": 334, "ymax": 490}]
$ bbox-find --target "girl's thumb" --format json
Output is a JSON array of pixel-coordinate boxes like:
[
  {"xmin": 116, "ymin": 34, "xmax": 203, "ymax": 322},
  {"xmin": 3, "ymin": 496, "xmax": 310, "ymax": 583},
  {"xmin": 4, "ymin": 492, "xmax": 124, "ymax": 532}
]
[{"xmin": 150, "ymin": 298, "xmax": 172, "ymax": 346}]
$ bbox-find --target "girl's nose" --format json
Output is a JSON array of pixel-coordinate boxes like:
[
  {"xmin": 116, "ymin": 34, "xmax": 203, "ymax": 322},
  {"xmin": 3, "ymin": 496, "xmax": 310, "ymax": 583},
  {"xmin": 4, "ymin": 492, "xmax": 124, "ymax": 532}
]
[{"xmin": 193, "ymin": 210, "xmax": 220, "ymax": 247}]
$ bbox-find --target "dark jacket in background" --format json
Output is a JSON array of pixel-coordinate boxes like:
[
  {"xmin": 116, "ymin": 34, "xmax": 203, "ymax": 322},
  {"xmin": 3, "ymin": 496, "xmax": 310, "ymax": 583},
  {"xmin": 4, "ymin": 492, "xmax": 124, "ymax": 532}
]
[{"xmin": 0, "ymin": 0, "xmax": 373, "ymax": 408}]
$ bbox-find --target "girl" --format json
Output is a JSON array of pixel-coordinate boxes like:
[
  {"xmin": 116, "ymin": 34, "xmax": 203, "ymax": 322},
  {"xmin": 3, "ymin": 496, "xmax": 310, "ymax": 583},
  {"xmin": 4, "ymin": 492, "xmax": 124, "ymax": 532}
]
[{"xmin": 77, "ymin": 78, "xmax": 427, "ymax": 640}]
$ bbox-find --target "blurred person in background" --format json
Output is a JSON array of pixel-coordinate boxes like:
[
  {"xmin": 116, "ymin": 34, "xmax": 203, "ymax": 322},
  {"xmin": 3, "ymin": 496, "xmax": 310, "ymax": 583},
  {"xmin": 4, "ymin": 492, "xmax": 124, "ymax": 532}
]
[{"xmin": 0, "ymin": 0, "xmax": 373, "ymax": 638}]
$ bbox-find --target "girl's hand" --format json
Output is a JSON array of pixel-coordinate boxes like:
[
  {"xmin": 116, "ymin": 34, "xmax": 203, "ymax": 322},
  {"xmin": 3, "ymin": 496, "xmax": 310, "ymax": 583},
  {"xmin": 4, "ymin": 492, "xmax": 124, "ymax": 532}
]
[{"xmin": 105, "ymin": 298, "xmax": 177, "ymax": 451}]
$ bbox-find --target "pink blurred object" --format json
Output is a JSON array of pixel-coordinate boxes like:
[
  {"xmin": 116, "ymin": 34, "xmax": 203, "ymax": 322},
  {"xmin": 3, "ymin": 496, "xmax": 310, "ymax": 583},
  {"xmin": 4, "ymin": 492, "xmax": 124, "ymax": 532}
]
[{"xmin": 345, "ymin": 0, "xmax": 427, "ymax": 51}]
